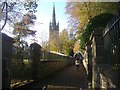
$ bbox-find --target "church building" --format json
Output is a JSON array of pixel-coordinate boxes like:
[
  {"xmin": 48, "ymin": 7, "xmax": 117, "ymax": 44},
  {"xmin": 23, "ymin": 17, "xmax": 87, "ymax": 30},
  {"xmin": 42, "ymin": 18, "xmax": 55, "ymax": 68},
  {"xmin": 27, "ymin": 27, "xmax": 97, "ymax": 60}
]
[{"xmin": 49, "ymin": 3, "xmax": 59, "ymax": 40}]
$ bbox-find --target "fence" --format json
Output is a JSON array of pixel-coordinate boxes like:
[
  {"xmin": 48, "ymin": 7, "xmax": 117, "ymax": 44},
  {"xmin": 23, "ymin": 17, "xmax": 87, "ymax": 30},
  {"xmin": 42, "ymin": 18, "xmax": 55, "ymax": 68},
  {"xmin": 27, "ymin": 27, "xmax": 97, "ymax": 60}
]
[
  {"xmin": 88, "ymin": 15, "xmax": 120, "ymax": 89},
  {"xmin": 103, "ymin": 15, "xmax": 120, "ymax": 65}
]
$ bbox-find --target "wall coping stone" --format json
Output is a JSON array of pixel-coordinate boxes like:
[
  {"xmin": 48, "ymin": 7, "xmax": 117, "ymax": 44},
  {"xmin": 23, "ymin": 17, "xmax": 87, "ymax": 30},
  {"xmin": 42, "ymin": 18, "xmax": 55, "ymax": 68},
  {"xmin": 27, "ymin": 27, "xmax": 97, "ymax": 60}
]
[{"xmin": 97, "ymin": 64, "xmax": 119, "ymax": 88}]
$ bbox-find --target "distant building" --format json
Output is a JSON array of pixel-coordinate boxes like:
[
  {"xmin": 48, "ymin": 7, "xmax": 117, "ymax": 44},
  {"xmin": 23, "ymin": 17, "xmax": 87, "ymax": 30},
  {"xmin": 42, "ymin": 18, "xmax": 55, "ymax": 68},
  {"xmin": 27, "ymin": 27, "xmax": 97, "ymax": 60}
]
[{"xmin": 49, "ymin": 3, "xmax": 59, "ymax": 41}]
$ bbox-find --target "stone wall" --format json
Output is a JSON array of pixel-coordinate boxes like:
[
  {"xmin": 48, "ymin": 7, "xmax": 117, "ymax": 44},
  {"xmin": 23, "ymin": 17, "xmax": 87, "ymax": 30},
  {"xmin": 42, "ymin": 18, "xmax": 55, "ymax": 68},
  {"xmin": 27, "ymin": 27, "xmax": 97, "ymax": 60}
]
[
  {"xmin": 11, "ymin": 57, "xmax": 73, "ymax": 88},
  {"xmin": 37, "ymin": 60, "xmax": 73, "ymax": 79},
  {"xmin": 0, "ymin": 34, "xmax": 73, "ymax": 89},
  {"xmin": 0, "ymin": 33, "xmax": 2, "ymax": 90},
  {"xmin": 1, "ymin": 33, "xmax": 13, "ymax": 89},
  {"xmin": 98, "ymin": 64, "xmax": 118, "ymax": 89},
  {"xmin": 90, "ymin": 27, "xmax": 118, "ymax": 89},
  {"xmin": 92, "ymin": 64, "xmax": 118, "ymax": 89},
  {"xmin": 29, "ymin": 42, "xmax": 74, "ymax": 80},
  {"xmin": 11, "ymin": 42, "xmax": 74, "ymax": 88}
]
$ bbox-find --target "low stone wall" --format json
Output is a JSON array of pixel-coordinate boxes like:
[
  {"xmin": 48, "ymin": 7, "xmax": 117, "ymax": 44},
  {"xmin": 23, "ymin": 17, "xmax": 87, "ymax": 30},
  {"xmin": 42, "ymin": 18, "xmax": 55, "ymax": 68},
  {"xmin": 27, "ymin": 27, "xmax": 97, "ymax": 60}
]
[
  {"xmin": 1, "ymin": 33, "xmax": 13, "ymax": 89},
  {"xmin": 11, "ymin": 42, "xmax": 74, "ymax": 88},
  {"xmin": 83, "ymin": 59, "xmax": 88, "ymax": 74},
  {"xmin": 11, "ymin": 58, "xmax": 74, "ymax": 88},
  {"xmin": 37, "ymin": 60, "xmax": 74, "ymax": 79},
  {"xmin": 92, "ymin": 64, "xmax": 119, "ymax": 89},
  {"xmin": 87, "ymin": 27, "xmax": 119, "ymax": 89}
]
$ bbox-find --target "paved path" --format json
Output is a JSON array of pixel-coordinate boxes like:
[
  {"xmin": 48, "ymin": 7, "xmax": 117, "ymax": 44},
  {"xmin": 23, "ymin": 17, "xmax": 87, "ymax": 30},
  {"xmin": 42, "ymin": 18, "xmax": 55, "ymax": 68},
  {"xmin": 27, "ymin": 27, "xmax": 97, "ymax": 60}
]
[{"xmin": 31, "ymin": 63, "xmax": 88, "ymax": 89}]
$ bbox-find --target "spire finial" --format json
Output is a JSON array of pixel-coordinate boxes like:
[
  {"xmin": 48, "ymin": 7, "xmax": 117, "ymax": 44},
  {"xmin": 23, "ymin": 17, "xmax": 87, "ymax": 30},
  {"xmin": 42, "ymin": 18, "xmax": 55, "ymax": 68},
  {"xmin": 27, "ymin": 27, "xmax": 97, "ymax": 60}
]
[
  {"xmin": 52, "ymin": 2, "xmax": 56, "ymax": 26},
  {"xmin": 53, "ymin": 2, "xmax": 55, "ymax": 6}
]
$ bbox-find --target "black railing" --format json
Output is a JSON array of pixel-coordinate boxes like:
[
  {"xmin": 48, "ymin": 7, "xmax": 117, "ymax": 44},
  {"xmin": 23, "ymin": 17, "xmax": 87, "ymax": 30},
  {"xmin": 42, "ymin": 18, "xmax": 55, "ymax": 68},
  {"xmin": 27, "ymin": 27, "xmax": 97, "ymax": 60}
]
[{"xmin": 103, "ymin": 15, "xmax": 120, "ymax": 65}]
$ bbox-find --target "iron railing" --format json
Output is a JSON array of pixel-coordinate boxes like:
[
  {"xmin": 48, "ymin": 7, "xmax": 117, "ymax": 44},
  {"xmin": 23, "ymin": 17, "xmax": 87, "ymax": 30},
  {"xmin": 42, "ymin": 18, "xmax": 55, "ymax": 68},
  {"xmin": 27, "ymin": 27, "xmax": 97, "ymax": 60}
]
[{"xmin": 103, "ymin": 15, "xmax": 120, "ymax": 65}]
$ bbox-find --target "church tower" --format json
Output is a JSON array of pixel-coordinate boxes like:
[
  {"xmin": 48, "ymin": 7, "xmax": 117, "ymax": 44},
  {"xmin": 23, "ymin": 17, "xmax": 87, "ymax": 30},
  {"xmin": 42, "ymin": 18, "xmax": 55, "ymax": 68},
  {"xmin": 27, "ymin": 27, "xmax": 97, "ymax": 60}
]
[{"xmin": 49, "ymin": 3, "xmax": 59, "ymax": 40}]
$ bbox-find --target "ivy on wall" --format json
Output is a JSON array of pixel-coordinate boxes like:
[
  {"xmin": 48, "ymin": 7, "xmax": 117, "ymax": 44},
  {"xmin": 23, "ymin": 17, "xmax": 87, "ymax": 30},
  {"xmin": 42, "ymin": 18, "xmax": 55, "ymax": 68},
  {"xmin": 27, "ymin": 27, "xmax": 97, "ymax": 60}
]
[{"xmin": 80, "ymin": 13, "xmax": 114, "ymax": 49}]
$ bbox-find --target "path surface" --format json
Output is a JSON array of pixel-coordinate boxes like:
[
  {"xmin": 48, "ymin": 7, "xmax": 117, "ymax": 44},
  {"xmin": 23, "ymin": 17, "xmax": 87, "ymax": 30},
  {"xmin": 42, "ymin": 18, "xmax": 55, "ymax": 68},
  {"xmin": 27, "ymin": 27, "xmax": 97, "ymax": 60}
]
[{"xmin": 31, "ymin": 63, "xmax": 88, "ymax": 89}]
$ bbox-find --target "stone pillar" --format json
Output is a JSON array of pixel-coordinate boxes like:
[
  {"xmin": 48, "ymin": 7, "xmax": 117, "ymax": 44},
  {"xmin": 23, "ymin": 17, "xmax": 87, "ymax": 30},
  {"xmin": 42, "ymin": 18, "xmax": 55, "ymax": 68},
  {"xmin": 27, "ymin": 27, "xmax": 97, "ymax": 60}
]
[
  {"xmin": 86, "ymin": 42, "xmax": 92, "ymax": 87},
  {"xmin": 30, "ymin": 42, "xmax": 41, "ymax": 80},
  {"xmin": 0, "ymin": 33, "xmax": 2, "ymax": 90},
  {"xmin": 1, "ymin": 33, "xmax": 13, "ymax": 89},
  {"xmin": 92, "ymin": 27, "xmax": 104, "ymax": 64},
  {"xmin": 91, "ymin": 27, "xmax": 104, "ymax": 88}
]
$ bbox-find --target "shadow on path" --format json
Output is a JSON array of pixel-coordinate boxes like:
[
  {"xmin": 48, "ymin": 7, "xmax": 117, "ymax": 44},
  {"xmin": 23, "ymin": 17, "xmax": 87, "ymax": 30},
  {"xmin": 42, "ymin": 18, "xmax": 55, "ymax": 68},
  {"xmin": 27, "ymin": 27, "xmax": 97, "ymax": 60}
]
[{"xmin": 32, "ymin": 63, "xmax": 88, "ymax": 89}]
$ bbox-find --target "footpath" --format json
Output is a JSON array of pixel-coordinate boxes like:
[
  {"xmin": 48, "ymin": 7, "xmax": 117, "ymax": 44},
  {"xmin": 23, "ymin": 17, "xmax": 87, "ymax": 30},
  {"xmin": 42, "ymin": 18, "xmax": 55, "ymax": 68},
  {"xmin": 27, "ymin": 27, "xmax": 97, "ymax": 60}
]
[{"xmin": 31, "ymin": 63, "xmax": 88, "ymax": 90}]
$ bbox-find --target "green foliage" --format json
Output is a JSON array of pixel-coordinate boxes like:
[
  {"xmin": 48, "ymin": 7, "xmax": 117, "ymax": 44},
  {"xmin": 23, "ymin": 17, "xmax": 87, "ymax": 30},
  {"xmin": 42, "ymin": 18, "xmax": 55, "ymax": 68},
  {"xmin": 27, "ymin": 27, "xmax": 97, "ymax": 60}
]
[
  {"xmin": 24, "ymin": 2, "xmax": 38, "ymax": 13},
  {"xmin": 65, "ymin": 2, "xmax": 119, "ymax": 50},
  {"xmin": 48, "ymin": 29, "xmax": 69, "ymax": 54},
  {"xmin": 47, "ymin": 29, "xmax": 75, "ymax": 56},
  {"xmin": 67, "ymin": 38, "xmax": 76, "ymax": 56},
  {"xmin": 12, "ymin": 11, "xmax": 36, "ymax": 60},
  {"xmin": 65, "ymin": 2, "xmax": 118, "ymax": 33},
  {"xmin": 112, "ymin": 64, "xmax": 120, "ymax": 71},
  {"xmin": 80, "ymin": 13, "xmax": 114, "ymax": 49},
  {"xmin": 67, "ymin": 48, "xmax": 74, "ymax": 57}
]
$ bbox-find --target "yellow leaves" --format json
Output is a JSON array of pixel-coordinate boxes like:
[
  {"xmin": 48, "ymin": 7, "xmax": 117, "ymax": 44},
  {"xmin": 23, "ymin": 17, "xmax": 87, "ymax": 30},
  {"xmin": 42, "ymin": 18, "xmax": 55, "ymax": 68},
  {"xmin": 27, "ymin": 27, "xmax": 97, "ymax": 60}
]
[
  {"xmin": 73, "ymin": 41, "xmax": 80, "ymax": 53},
  {"xmin": 23, "ymin": 15, "xmax": 30, "ymax": 25},
  {"xmin": 65, "ymin": 2, "xmax": 91, "ymax": 33},
  {"xmin": 48, "ymin": 29, "xmax": 70, "ymax": 54},
  {"xmin": 49, "ymin": 40, "xmax": 57, "ymax": 51},
  {"xmin": 66, "ymin": 2, "xmax": 118, "ymax": 36},
  {"xmin": 13, "ymin": 11, "xmax": 36, "ymax": 38}
]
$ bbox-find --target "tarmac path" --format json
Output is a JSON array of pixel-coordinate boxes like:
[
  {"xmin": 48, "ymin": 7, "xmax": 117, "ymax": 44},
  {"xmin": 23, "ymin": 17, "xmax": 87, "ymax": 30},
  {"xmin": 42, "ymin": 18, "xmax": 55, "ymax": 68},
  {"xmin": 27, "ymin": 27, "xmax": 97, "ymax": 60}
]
[{"xmin": 31, "ymin": 63, "xmax": 88, "ymax": 89}]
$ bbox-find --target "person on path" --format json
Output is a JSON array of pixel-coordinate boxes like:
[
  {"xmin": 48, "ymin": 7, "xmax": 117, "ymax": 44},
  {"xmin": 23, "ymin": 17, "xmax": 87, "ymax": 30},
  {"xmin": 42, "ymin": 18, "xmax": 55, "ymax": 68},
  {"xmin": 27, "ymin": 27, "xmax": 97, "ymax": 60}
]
[{"xmin": 74, "ymin": 51, "xmax": 83, "ymax": 70}]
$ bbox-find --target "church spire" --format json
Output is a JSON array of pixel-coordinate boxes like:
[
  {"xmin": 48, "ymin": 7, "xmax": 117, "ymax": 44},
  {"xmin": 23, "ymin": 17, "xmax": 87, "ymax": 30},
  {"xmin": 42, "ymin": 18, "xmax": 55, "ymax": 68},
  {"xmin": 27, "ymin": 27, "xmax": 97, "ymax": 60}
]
[
  {"xmin": 49, "ymin": 2, "xmax": 59, "ymax": 40},
  {"xmin": 52, "ymin": 2, "xmax": 56, "ymax": 27}
]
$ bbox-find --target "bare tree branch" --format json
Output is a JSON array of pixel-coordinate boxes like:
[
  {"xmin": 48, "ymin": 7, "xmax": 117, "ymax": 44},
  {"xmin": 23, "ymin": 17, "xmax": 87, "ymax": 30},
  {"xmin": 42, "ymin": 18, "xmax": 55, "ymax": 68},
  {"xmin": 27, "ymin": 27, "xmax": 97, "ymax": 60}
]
[{"xmin": 0, "ymin": 2, "xmax": 8, "ymax": 31}]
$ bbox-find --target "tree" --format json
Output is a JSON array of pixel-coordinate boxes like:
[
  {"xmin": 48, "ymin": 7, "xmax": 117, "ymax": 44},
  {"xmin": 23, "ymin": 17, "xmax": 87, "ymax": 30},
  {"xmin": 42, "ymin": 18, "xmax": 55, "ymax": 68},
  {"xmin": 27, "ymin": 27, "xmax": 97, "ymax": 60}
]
[
  {"xmin": 80, "ymin": 13, "xmax": 114, "ymax": 49},
  {"xmin": 13, "ymin": 38, "xmax": 29, "ymax": 60},
  {"xmin": 59, "ymin": 29, "xmax": 76, "ymax": 56},
  {"xmin": 13, "ymin": 11, "xmax": 36, "ymax": 61},
  {"xmin": 13, "ymin": 11, "xmax": 36, "ymax": 37},
  {"xmin": 59, "ymin": 29, "xmax": 69, "ymax": 54},
  {"xmin": 0, "ymin": 1, "xmax": 38, "ymax": 31},
  {"xmin": 65, "ymin": 2, "xmax": 119, "ymax": 49},
  {"xmin": 43, "ymin": 29, "xmax": 75, "ymax": 56},
  {"xmin": 73, "ymin": 40, "xmax": 80, "ymax": 53},
  {"xmin": 67, "ymin": 38, "xmax": 76, "ymax": 56},
  {"xmin": 65, "ymin": 2, "xmax": 118, "ymax": 34},
  {"xmin": 66, "ymin": 2, "xmax": 118, "ymax": 30},
  {"xmin": 48, "ymin": 31, "xmax": 60, "ymax": 52}
]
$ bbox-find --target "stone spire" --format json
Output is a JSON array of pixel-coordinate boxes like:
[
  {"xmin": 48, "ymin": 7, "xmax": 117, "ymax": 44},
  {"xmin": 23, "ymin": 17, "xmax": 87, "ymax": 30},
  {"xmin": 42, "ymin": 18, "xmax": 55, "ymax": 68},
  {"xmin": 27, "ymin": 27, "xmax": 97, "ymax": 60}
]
[
  {"xmin": 52, "ymin": 3, "xmax": 56, "ymax": 30},
  {"xmin": 49, "ymin": 3, "xmax": 59, "ymax": 40}
]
